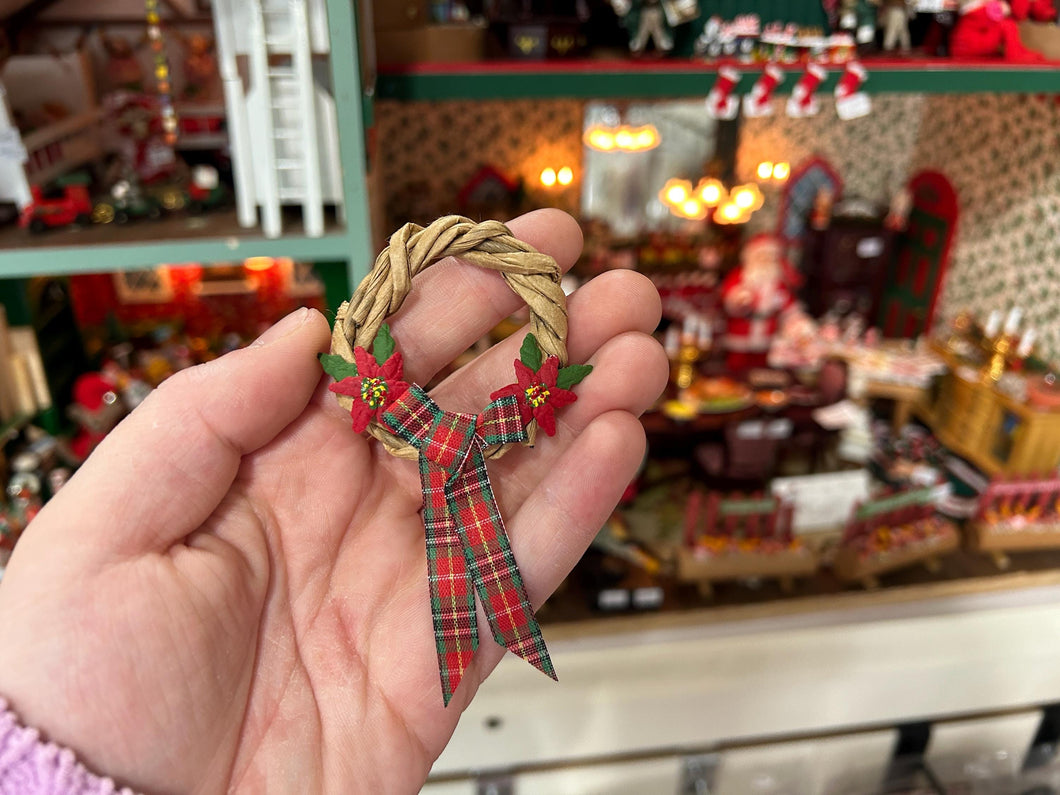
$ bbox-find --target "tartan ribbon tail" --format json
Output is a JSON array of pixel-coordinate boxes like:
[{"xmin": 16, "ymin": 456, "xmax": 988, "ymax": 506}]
[
  {"xmin": 380, "ymin": 386, "xmax": 555, "ymax": 704},
  {"xmin": 420, "ymin": 457, "xmax": 478, "ymax": 707},
  {"xmin": 448, "ymin": 446, "xmax": 556, "ymax": 682}
]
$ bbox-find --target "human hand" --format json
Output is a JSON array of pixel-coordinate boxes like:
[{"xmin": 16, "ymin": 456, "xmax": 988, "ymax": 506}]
[{"xmin": 0, "ymin": 210, "xmax": 667, "ymax": 794}]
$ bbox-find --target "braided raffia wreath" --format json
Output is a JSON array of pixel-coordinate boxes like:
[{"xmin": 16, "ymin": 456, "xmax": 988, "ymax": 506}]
[{"xmin": 318, "ymin": 215, "xmax": 593, "ymax": 705}]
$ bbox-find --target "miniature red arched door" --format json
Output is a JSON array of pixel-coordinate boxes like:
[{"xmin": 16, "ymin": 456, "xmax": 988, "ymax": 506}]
[{"xmin": 878, "ymin": 171, "xmax": 958, "ymax": 339}]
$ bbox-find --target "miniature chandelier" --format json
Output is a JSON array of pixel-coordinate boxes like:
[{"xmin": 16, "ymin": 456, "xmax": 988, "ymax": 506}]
[
  {"xmin": 660, "ymin": 178, "xmax": 763, "ymax": 224},
  {"xmin": 583, "ymin": 123, "xmax": 660, "ymax": 152}
]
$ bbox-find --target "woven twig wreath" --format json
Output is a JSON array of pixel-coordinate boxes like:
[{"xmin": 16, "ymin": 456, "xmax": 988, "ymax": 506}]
[
  {"xmin": 329, "ymin": 215, "xmax": 570, "ymax": 460},
  {"xmin": 319, "ymin": 215, "xmax": 594, "ymax": 705}
]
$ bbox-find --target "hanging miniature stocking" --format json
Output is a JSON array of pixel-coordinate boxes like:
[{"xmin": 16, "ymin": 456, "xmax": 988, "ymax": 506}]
[
  {"xmin": 834, "ymin": 60, "xmax": 872, "ymax": 120},
  {"xmin": 786, "ymin": 63, "xmax": 827, "ymax": 118},
  {"xmin": 321, "ymin": 217, "xmax": 594, "ymax": 706},
  {"xmin": 743, "ymin": 64, "xmax": 785, "ymax": 118},
  {"xmin": 706, "ymin": 65, "xmax": 741, "ymax": 120}
]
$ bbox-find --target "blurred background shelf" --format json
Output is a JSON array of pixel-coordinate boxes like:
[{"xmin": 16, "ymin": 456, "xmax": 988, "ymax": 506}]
[
  {"xmin": 376, "ymin": 58, "xmax": 1060, "ymax": 101},
  {"xmin": 0, "ymin": 210, "xmax": 352, "ymax": 278}
]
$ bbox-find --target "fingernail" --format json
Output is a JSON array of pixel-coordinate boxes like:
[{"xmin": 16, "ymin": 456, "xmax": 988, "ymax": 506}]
[{"xmin": 252, "ymin": 307, "xmax": 309, "ymax": 347}]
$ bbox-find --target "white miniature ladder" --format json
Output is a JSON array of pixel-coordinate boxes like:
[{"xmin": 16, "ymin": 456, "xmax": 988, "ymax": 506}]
[{"xmin": 250, "ymin": 0, "xmax": 324, "ymax": 237}]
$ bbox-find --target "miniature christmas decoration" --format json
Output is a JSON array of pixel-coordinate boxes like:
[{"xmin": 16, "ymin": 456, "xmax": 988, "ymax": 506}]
[
  {"xmin": 677, "ymin": 491, "xmax": 816, "ymax": 598},
  {"xmin": 876, "ymin": 0, "xmax": 915, "ymax": 50},
  {"xmin": 91, "ymin": 178, "xmax": 164, "ymax": 225},
  {"xmin": 949, "ymin": 0, "xmax": 1045, "ymax": 60},
  {"xmin": 743, "ymin": 64, "xmax": 785, "ymax": 118},
  {"xmin": 721, "ymin": 234, "xmax": 804, "ymax": 372},
  {"xmin": 612, "ymin": 0, "xmax": 699, "ymax": 55},
  {"xmin": 834, "ymin": 61, "xmax": 871, "ymax": 121},
  {"xmin": 18, "ymin": 183, "xmax": 92, "ymax": 233},
  {"xmin": 970, "ymin": 477, "xmax": 1060, "ymax": 569},
  {"xmin": 66, "ymin": 372, "xmax": 127, "ymax": 462},
  {"xmin": 786, "ymin": 63, "xmax": 827, "ymax": 118},
  {"xmin": 321, "ymin": 216, "xmax": 594, "ymax": 706},
  {"xmin": 706, "ymin": 66, "xmax": 742, "ymax": 120},
  {"xmin": 833, "ymin": 488, "xmax": 959, "ymax": 589}
]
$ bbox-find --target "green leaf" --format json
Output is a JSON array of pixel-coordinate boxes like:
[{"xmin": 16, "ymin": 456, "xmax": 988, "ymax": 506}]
[
  {"xmin": 557, "ymin": 364, "xmax": 592, "ymax": 390},
  {"xmin": 373, "ymin": 324, "xmax": 395, "ymax": 366},
  {"xmin": 319, "ymin": 353, "xmax": 358, "ymax": 381},
  {"xmin": 520, "ymin": 333, "xmax": 542, "ymax": 372}
]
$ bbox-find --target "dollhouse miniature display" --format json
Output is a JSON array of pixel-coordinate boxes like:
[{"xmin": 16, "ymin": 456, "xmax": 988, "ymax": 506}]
[
  {"xmin": 677, "ymin": 491, "xmax": 817, "ymax": 597},
  {"xmin": 833, "ymin": 488, "xmax": 959, "ymax": 588},
  {"xmin": 969, "ymin": 477, "xmax": 1060, "ymax": 569}
]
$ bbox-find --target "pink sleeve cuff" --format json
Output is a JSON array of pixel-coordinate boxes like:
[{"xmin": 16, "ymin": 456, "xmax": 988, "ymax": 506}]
[{"xmin": 0, "ymin": 700, "xmax": 138, "ymax": 795}]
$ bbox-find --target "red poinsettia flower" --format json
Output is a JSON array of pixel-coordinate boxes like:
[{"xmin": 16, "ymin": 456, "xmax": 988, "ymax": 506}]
[
  {"xmin": 329, "ymin": 347, "xmax": 409, "ymax": 433},
  {"xmin": 491, "ymin": 355, "xmax": 576, "ymax": 437}
]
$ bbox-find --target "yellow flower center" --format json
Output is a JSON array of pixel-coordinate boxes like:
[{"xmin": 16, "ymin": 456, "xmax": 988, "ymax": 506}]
[
  {"xmin": 361, "ymin": 376, "xmax": 388, "ymax": 408},
  {"xmin": 525, "ymin": 383, "xmax": 550, "ymax": 408}
]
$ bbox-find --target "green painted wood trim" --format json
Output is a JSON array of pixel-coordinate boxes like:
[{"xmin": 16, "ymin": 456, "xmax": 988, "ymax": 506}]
[
  {"xmin": 326, "ymin": 0, "xmax": 373, "ymax": 292},
  {"xmin": 377, "ymin": 63, "xmax": 1060, "ymax": 101},
  {"xmin": 0, "ymin": 233, "xmax": 355, "ymax": 279}
]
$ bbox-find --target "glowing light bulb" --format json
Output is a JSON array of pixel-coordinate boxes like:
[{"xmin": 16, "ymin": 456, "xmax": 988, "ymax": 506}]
[
  {"xmin": 540, "ymin": 168, "xmax": 557, "ymax": 188},
  {"xmin": 669, "ymin": 197, "xmax": 706, "ymax": 221},
  {"xmin": 633, "ymin": 125, "xmax": 660, "ymax": 150},
  {"xmin": 244, "ymin": 256, "xmax": 275, "ymax": 272},
  {"xmin": 557, "ymin": 166, "xmax": 574, "ymax": 186},
  {"xmin": 773, "ymin": 162, "xmax": 790, "ymax": 181},
  {"xmin": 757, "ymin": 161, "xmax": 774, "ymax": 180},
  {"xmin": 733, "ymin": 188, "xmax": 755, "ymax": 209},
  {"xmin": 661, "ymin": 179, "xmax": 693, "ymax": 207},
  {"xmin": 614, "ymin": 128, "xmax": 635, "ymax": 149},
  {"xmin": 585, "ymin": 128, "xmax": 616, "ymax": 151},
  {"xmin": 697, "ymin": 178, "xmax": 725, "ymax": 207}
]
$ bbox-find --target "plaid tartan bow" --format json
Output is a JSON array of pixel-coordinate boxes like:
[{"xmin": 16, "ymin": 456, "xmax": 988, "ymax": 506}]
[{"xmin": 380, "ymin": 385, "xmax": 556, "ymax": 706}]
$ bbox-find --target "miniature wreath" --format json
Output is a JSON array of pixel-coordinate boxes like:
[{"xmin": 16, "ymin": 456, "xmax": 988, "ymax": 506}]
[{"xmin": 319, "ymin": 216, "xmax": 593, "ymax": 706}]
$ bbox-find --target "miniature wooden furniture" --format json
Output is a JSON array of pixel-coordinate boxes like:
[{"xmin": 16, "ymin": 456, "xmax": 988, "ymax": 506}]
[
  {"xmin": 833, "ymin": 488, "xmax": 959, "ymax": 589},
  {"xmin": 969, "ymin": 477, "xmax": 1060, "ymax": 570},
  {"xmin": 676, "ymin": 491, "xmax": 817, "ymax": 598},
  {"xmin": 919, "ymin": 366, "xmax": 1060, "ymax": 476}
]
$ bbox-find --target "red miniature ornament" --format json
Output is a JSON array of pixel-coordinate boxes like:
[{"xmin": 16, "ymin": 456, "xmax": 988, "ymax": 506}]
[
  {"xmin": 492, "ymin": 355, "xmax": 577, "ymax": 437},
  {"xmin": 328, "ymin": 347, "xmax": 409, "ymax": 433}
]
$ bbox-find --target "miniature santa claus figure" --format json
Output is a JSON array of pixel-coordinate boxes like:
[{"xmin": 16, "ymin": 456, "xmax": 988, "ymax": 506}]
[{"xmin": 721, "ymin": 234, "xmax": 804, "ymax": 371}]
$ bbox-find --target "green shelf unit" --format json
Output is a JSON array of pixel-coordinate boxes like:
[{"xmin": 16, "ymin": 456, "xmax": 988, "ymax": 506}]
[
  {"xmin": 0, "ymin": 229, "xmax": 357, "ymax": 280},
  {"xmin": 376, "ymin": 59, "xmax": 1060, "ymax": 101},
  {"xmin": 0, "ymin": 0, "xmax": 372, "ymax": 298}
]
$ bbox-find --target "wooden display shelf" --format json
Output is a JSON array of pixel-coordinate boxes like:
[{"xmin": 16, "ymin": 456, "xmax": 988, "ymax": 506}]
[
  {"xmin": 833, "ymin": 528, "xmax": 960, "ymax": 589},
  {"xmin": 676, "ymin": 546, "xmax": 818, "ymax": 597},
  {"xmin": 376, "ymin": 58, "xmax": 1060, "ymax": 101}
]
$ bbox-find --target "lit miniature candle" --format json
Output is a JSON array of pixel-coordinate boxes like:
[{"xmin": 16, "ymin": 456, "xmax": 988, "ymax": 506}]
[
  {"xmin": 697, "ymin": 316, "xmax": 713, "ymax": 350},
  {"xmin": 984, "ymin": 310, "xmax": 1002, "ymax": 338},
  {"xmin": 1017, "ymin": 327, "xmax": 1037, "ymax": 358},
  {"xmin": 681, "ymin": 314, "xmax": 696, "ymax": 346},
  {"xmin": 1004, "ymin": 307, "xmax": 1022, "ymax": 336},
  {"xmin": 664, "ymin": 325, "xmax": 680, "ymax": 358}
]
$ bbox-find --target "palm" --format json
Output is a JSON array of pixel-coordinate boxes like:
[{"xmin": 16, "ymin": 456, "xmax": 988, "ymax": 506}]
[{"xmin": 0, "ymin": 211, "xmax": 666, "ymax": 794}]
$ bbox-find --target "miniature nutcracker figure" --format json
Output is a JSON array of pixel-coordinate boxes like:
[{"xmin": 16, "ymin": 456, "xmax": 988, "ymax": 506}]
[
  {"xmin": 177, "ymin": 32, "xmax": 220, "ymax": 101},
  {"xmin": 613, "ymin": 0, "xmax": 674, "ymax": 53},
  {"xmin": 101, "ymin": 31, "xmax": 147, "ymax": 92},
  {"xmin": 877, "ymin": 0, "xmax": 914, "ymax": 50},
  {"xmin": 613, "ymin": 0, "xmax": 699, "ymax": 54},
  {"xmin": 721, "ymin": 235, "xmax": 804, "ymax": 371}
]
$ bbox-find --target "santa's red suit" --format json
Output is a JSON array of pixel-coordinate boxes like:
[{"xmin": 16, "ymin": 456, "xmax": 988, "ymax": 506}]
[{"xmin": 721, "ymin": 236, "xmax": 801, "ymax": 371}]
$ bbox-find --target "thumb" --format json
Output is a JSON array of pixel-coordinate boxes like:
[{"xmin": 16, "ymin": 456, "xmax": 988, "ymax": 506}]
[{"xmin": 33, "ymin": 308, "xmax": 331, "ymax": 557}]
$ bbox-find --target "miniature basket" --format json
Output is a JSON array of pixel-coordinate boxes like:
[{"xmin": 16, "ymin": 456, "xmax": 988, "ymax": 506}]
[{"xmin": 330, "ymin": 215, "xmax": 569, "ymax": 460}]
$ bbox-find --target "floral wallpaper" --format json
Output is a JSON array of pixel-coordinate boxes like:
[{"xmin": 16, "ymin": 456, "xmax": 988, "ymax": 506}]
[{"xmin": 374, "ymin": 91, "xmax": 1060, "ymax": 360}]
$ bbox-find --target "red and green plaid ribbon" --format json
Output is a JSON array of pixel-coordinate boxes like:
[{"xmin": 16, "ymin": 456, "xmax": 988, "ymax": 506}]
[{"xmin": 380, "ymin": 385, "xmax": 556, "ymax": 706}]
